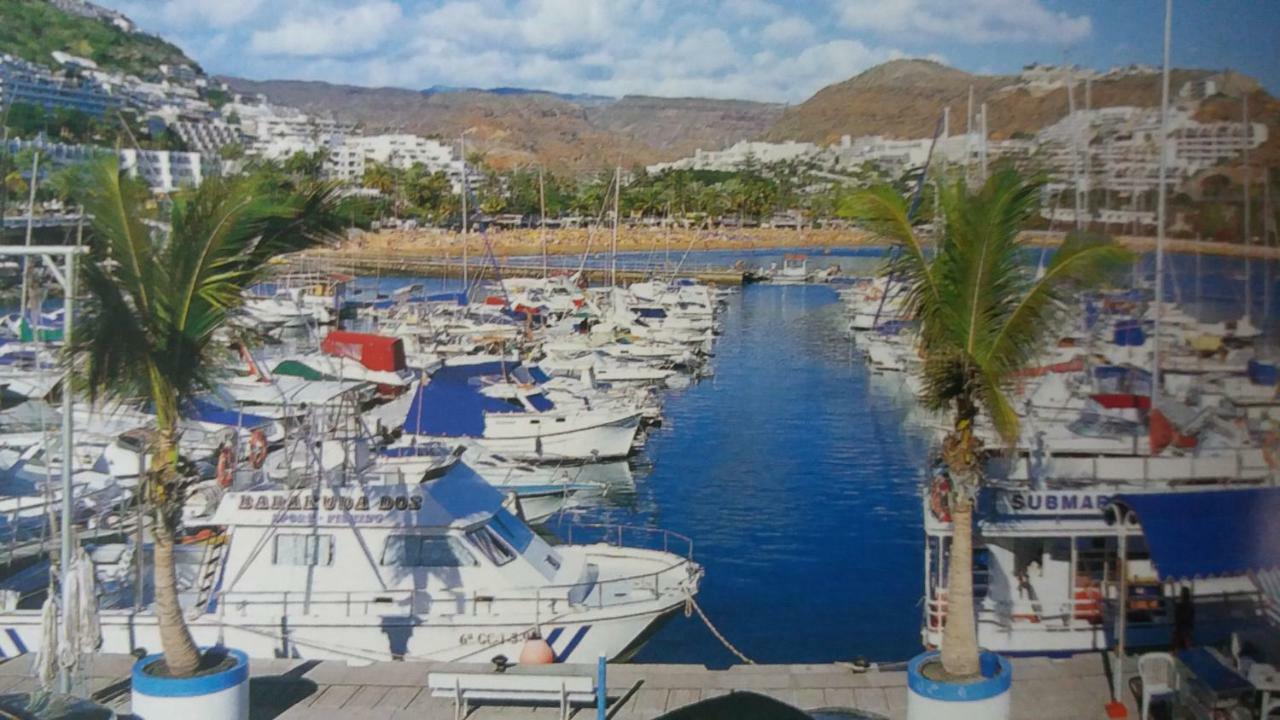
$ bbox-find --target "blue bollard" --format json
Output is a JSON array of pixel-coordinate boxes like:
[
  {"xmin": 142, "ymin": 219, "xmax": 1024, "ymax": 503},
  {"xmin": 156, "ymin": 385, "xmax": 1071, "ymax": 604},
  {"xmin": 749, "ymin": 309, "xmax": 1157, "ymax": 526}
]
[{"xmin": 597, "ymin": 653, "xmax": 607, "ymax": 720}]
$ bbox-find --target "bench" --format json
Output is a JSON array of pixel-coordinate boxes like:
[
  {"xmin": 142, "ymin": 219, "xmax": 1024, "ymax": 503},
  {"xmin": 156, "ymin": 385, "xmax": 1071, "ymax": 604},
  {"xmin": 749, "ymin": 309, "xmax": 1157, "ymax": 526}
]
[{"xmin": 428, "ymin": 666, "xmax": 601, "ymax": 720}]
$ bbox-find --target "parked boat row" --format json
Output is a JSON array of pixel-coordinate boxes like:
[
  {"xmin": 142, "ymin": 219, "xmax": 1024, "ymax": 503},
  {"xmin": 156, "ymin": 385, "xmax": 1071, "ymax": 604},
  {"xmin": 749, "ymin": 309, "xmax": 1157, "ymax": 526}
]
[
  {"xmin": 0, "ymin": 270, "xmax": 731, "ymax": 665},
  {"xmin": 842, "ymin": 276, "xmax": 1279, "ymax": 657}
]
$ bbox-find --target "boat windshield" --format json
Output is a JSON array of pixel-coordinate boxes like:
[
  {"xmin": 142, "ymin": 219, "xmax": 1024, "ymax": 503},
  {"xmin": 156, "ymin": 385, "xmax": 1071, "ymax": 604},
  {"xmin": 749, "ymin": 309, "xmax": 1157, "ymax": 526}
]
[
  {"xmin": 380, "ymin": 535, "xmax": 478, "ymax": 567},
  {"xmin": 467, "ymin": 526, "xmax": 516, "ymax": 566},
  {"xmin": 1067, "ymin": 414, "xmax": 1140, "ymax": 437}
]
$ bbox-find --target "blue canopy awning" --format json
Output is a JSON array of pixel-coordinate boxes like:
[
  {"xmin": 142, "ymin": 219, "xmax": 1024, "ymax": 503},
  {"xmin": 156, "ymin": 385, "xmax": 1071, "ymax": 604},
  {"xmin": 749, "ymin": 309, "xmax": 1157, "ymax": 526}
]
[{"xmin": 1113, "ymin": 488, "xmax": 1280, "ymax": 581}]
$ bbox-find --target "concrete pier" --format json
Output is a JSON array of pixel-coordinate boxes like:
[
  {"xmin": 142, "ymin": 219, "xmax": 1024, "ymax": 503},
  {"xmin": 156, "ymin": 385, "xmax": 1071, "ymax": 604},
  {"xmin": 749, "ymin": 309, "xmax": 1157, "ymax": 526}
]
[{"xmin": 0, "ymin": 652, "xmax": 1138, "ymax": 719}]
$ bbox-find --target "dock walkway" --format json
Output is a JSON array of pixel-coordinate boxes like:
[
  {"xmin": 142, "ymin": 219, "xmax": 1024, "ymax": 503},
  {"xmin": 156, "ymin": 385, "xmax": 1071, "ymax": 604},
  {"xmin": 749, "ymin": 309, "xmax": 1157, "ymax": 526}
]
[{"xmin": 0, "ymin": 652, "xmax": 1137, "ymax": 719}]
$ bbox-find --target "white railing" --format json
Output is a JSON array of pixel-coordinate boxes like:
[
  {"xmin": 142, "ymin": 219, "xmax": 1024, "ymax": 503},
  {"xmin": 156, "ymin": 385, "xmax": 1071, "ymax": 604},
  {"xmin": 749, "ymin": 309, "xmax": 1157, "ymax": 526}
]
[
  {"xmin": 987, "ymin": 449, "xmax": 1274, "ymax": 487},
  {"xmin": 211, "ymin": 524, "xmax": 698, "ymax": 619},
  {"xmin": 924, "ymin": 585, "xmax": 1266, "ymax": 637},
  {"xmin": 212, "ymin": 557, "xmax": 697, "ymax": 620},
  {"xmin": 562, "ymin": 523, "xmax": 694, "ymax": 560}
]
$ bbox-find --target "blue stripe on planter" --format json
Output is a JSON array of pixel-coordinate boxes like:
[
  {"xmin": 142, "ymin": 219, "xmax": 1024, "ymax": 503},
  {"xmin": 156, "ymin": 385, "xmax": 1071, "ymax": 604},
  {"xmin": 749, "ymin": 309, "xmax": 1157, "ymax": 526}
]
[
  {"xmin": 132, "ymin": 648, "xmax": 249, "ymax": 698},
  {"xmin": 907, "ymin": 650, "xmax": 1012, "ymax": 702}
]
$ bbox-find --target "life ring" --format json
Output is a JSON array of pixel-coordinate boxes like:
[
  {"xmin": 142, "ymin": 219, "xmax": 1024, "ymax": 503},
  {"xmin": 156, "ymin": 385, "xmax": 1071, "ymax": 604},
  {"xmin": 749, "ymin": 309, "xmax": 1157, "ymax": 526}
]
[
  {"xmin": 928, "ymin": 475, "xmax": 952, "ymax": 523},
  {"xmin": 1264, "ymin": 432, "xmax": 1280, "ymax": 470},
  {"xmin": 249, "ymin": 429, "xmax": 269, "ymax": 469},
  {"xmin": 927, "ymin": 588, "xmax": 947, "ymax": 630},
  {"xmin": 1073, "ymin": 581, "xmax": 1103, "ymax": 624},
  {"xmin": 215, "ymin": 445, "xmax": 234, "ymax": 488}
]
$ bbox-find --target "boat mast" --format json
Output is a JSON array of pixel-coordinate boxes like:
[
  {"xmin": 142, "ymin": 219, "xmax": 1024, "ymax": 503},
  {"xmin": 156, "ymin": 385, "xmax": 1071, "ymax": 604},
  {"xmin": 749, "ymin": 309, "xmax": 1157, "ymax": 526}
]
[
  {"xmin": 966, "ymin": 85, "xmax": 974, "ymax": 182},
  {"xmin": 1085, "ymin": 77, "xmax": 1093, "ymax": 225},
  {"xmin": 611, "ymin": 165, "xmax": 620, "ymax": 287},
  {"xmin": 1152, "ymin": 0, "xmax": 1173, "ymax": 406},
  {"xmin": 539, "ymin": 167, "xmax": 548, "ymax": 278},
  {"xmin": 979, "ymin": 102, "xmax": 989, "ymax": 183},
  {"xmin": 19, "ymin": 151, "xmax": 39, "ymax": 331},
  {"xmin": 1243, "ymin": 93, "xmax": 1253, "ymax": 325},
  {"xmin": 460, "ymin": 132, "xmax": 469, "ymax": 294}
]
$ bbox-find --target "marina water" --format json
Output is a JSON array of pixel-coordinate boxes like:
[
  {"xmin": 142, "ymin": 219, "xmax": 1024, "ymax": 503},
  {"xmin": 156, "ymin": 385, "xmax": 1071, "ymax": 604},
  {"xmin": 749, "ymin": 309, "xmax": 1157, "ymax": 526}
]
[
  {"xmin": 356, "ymin": 246, "xmax": 1279, "ymax": 668},
  {"xmin": 574, "ymin": 282, "xmax": 934, "ymax": 667}
]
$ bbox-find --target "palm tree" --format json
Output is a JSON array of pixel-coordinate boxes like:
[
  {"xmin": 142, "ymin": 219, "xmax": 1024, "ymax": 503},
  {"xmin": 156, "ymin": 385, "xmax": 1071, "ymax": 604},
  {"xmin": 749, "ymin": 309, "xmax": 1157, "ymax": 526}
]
[
  {"xmin": 362, "ymin": 162, "xmax": 396, "ymax": 196},
  {"xmin": 70, "ymin": 158, "xmax": 348, "ymax": 677},
  {"xmin": 846, "ymin": 169, "xmax": 1129, "ymax": 677}
]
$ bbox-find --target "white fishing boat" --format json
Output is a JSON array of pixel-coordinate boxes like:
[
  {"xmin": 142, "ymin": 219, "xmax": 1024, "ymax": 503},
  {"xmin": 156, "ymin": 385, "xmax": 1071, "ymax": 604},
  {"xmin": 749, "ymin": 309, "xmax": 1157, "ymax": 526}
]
[
  {"xmin": 400, "ymin": 360, "xmax": 643, "ymax": 462},
  {"xmin": 0, "ymin": 463, "xmax": 702, "ymax": 664},
  {"xmin": 920, "ymin": 474, "xmax": 1271, "ymax": 656},
  {"xmin": 771, "ymin": 254, "xmax": 808, "ymax": 284}
]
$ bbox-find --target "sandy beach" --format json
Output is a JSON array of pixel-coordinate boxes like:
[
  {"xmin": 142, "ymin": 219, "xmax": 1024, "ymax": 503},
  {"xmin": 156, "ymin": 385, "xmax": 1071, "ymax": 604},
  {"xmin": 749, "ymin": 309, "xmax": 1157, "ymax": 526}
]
[{"xmin": 328, "ymin": 226, "xmax": 1280, "ymax": 261}]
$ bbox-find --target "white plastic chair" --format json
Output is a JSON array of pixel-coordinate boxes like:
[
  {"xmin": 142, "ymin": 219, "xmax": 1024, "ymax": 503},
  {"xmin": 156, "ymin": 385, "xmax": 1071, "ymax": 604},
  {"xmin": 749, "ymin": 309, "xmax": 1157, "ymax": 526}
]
[{"xmin": 1138, "ymin": 652, "xmax": 1179, "ymax": 720}]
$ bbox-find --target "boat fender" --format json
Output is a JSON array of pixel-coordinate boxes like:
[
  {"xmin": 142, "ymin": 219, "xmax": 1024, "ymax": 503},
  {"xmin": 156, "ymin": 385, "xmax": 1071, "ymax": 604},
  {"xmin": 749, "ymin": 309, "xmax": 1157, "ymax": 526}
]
[
  {"xmin": 518, "ymin": 633, "xmax": 555, "ymax": 665},
  {"xmin": 249, "ymin": 429, "xmax": 269, "ymax": 469},
  {"xmin": 216, "ymin": 445, "xmax": 234, "ymax": 488},
  {"xmin": 928, "ymin": 475, "xmax": 952, "ymax": 523},
  {"xmin": 1265, "ymin": 432, "xmax": 1280, "ymax": 470}
]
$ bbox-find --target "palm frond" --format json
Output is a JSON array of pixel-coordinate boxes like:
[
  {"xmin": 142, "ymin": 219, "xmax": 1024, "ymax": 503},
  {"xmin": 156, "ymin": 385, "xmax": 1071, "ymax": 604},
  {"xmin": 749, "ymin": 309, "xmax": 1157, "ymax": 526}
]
[
  {"xmin": 982, "ymin": 233, "xmax": 1134, "ymax": 387},
  {"xmin": 70, "ymin": 160, "xmax": 349, "ymax": 422},
  {"xmin": 843, "ymin": 184, "xmax": 941, "ymax": 330}
]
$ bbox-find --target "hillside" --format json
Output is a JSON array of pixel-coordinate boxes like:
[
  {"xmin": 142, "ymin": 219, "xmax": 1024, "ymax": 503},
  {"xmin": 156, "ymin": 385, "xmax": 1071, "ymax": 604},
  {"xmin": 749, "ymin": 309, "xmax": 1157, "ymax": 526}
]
[
  {"xmin": 762, "ymin": 58, "xmax": 1225, "ymax": 144},
  {"xmin": 0, "ymin": 0, "xmax": 197, "ymax": 79},
  {"xmin": 222, "ymin": 77, "xmax": 782, "ymax": 173}
]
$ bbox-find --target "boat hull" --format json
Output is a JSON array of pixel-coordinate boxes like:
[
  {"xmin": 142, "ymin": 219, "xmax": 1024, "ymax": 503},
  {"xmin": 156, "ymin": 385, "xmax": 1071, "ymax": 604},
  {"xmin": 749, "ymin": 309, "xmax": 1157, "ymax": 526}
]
[{"xmin": 0, "ymin": 601, "xmax": 682, "ymax": 665}]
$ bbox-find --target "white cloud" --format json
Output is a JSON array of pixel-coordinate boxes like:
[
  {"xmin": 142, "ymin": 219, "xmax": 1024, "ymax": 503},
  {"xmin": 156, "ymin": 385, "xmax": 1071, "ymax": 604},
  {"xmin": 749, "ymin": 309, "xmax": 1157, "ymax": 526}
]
[
  {"xmin": 721, "ymin": 0, "xmax": 781, "ymax": 20},
  {"xmin": 249, "ymin": 1, "xmax": 404, "ymax": 57},
  {"xmin": 760, "ymin": 17, "xmax": 815, "ymax": 46},
  {"xmin": 113, "ymin": 0, "xmax": 266, "ymax": 29},
  {"xmin": 95, "ymin": 0, "xmax": 971, "ymax": 102},
  {"xmin": 836, "ymin": 0, "xmax": 1091, "ymax": 44}
]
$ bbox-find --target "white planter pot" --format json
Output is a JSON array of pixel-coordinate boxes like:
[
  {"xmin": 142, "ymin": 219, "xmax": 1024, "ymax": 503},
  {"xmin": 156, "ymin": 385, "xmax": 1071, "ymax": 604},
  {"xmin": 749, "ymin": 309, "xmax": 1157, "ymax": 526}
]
[
  {"xmin": 906, "ymin": 649, "xmax": 1012, "ymax": 720},
  {"xmin": 130, "ymin": 648, "xmax": 249, "ymax": 720}
]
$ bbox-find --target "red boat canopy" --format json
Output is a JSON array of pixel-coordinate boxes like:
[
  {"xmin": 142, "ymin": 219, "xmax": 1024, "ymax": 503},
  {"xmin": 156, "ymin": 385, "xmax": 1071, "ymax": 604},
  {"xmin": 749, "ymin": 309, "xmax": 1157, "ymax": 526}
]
[{"xmin": 321, "ymin": 331, "xmax": 406, "ymax": 372}]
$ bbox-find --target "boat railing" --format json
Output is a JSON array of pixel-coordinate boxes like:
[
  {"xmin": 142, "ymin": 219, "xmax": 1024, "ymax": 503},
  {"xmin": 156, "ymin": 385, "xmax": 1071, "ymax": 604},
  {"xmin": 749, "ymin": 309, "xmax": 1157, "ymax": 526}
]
[
  {"xmin": 562, "ymin": 523, "xmax": 694, "ymax": 561},
  {"xmin": 986, "ymin": 448, "xmax": 1275, "ymax": 488},
  {"xmin": 212, "ymin": 557, "xmax": 697, "ymax": 619},
  {"xmin": 924, "ymin": 584, "xmax": 1266, "ymax": 637}
]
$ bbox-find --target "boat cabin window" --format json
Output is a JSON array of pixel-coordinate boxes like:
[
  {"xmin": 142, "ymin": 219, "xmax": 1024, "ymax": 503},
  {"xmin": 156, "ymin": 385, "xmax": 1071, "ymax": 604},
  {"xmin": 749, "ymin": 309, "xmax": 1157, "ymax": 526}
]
[
  {"xmin": 273, "ymin": 534, "xmax": 335, "ymax": 566},
  {"xmin": 381, "ymin": 535, "xmax": 477, "ymax": 567},
  {"xmin": 467, "ymin": 526, "xmax": 517, "ymax": 566},
  {"xmin": 488, "ymin": 508, "xmax": 535, "ymax": 553},
  {"xmin": 1068, "ymin": 414, "xmax": 1140, "ymax": 437}
]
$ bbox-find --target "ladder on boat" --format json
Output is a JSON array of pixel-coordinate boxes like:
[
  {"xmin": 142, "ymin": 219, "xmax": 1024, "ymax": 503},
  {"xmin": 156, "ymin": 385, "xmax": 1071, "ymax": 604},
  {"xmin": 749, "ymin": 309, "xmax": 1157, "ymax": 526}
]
[{"xmin": 192, "ymin": 533, "xmax": 228, "ymax": 616}]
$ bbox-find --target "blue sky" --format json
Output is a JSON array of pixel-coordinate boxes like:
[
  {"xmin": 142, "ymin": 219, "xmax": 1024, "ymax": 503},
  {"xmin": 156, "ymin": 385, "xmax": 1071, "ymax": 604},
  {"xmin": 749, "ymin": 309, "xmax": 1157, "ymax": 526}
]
[{"xmin": 100, "ymin": 0, "xmax": 1279, "ymax": 103}]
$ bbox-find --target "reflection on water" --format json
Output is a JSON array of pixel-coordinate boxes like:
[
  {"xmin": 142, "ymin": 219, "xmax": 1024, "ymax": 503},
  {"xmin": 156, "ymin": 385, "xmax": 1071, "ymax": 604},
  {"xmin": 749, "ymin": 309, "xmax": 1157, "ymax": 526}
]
[
  {"xmin": 545, "ymin": 284, "xmax": 932, "ymax": 666},
  {"xmin": 337, "ymin": 248, "xmax": 1275, "ymax": 666}
]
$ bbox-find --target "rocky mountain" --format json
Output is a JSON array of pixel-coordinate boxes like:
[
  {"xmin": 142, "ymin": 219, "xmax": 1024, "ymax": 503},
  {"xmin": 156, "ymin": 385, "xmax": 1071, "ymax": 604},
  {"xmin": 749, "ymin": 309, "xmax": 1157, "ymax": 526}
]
[
  {"xmin": 222, "ymin": 77, "xmax": 784, "ymax": 173},
  {"xmin": 228, "ymin": 58, "xmax": 1276, "ymax": 175},
  {"xmin": 762, "ymin": 58, "xmax": 1247, "ymax": 145}
]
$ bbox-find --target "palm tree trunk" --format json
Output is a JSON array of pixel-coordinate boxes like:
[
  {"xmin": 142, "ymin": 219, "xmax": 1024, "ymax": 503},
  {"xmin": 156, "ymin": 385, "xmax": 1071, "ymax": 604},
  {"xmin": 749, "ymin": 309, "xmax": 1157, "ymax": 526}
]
[
  {"xmin": 940, "ymin": 494, "xmax": 980, "ymax": 677},
  {"xmin": 148, "ymin": 429, "xmax": 201, "ymax": 676},
  {"xmin": 151, "ymin": 517, "xmax": 201, "ymax": 676}
]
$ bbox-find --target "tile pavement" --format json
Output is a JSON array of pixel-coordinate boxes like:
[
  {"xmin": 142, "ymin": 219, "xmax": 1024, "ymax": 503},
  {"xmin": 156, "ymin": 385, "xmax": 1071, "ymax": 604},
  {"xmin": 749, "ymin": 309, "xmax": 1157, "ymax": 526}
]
[{"xmin": 0, "ymin": 652, "xmax": 1140, "ymax": 719}]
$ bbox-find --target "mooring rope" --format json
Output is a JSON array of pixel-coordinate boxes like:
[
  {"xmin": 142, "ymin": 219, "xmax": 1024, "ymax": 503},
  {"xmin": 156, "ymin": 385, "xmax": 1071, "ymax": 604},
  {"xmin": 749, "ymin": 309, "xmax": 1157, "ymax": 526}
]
[{"xmin": 684, "ymin": 591, "xmax": 755, "ymax": 665}]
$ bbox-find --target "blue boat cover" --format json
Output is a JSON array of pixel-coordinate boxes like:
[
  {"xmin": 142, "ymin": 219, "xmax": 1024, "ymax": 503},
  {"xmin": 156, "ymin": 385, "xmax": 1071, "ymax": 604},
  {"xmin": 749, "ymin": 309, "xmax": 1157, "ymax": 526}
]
[
  {"xmin": 425, "ymin": 292, "xmax": 468, "ymax": 305},
  {"xmin": 1248, "ymin": 360, "xmax": 1279, "ymax": 386},
  {"xmin": 634, "ymin": 307, "xmax": 667, "ymax": 319},
  {"xmin": 1113, "ymin": 488, "xmax": 1280, "ymax": 580},
  {"xmin": 184, "ymin": 398, "xmax": 274, "ymax": 429},
  {"xmin": 402, "ymin": 361, "xmax": 555, "ymax": 436}
]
